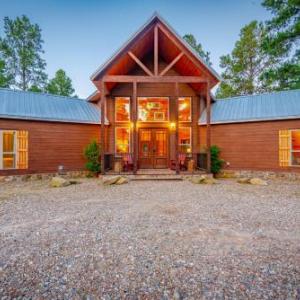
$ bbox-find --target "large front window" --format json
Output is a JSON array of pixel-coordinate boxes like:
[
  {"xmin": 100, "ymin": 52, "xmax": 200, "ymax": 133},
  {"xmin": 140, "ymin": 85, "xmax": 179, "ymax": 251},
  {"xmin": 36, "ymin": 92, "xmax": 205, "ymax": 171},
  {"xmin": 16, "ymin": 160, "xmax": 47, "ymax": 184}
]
[
  {"xmin": 178, "ymin": 97, "xmax": 191, "ymax": 122},
  {"xmin": 138, "ymin": 97, "xmax": 169, "ymax": 122},
  {"xmin": 178, "ymin": 127, "xmax": 191, "ymax": 154},
  {"xmin": 291, "ymin": 130, "xmax": 300, "ymax": 166},
  {"xmin": 115, "ymin": 97, "xmax": 130, "ymax": 122},
  {"xmin": 115, "ymin": 127, "xmax": 130, "ymax": 154},
  {"xmin": 2, "ymin": 131, "xmax": 16, "ymax": 169}
]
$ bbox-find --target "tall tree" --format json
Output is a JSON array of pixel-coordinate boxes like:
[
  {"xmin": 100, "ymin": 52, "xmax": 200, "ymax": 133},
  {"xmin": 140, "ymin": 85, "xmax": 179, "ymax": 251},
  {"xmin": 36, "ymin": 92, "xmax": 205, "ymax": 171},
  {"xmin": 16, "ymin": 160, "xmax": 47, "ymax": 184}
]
[
  {"xmin": 46, "ymin": 69, "xmax": 75, "ymax": 97},
  {"xmin": 183, "ymin": 34, "xmax": 212, "ymax": 65},
  {"xmin": 216, "ymin": 21, "xmax": 277, "ymax": 98},
  {"xmin": 0, "ymin": 15, "xmax": 47, "ymax": 91},
  {"xmin": 262, "ymin": 0, "xmax": 300, "ymax": 90},
  {"xmin": 0, "ymin": 59, "xmax": 12, "ymax": 88}
]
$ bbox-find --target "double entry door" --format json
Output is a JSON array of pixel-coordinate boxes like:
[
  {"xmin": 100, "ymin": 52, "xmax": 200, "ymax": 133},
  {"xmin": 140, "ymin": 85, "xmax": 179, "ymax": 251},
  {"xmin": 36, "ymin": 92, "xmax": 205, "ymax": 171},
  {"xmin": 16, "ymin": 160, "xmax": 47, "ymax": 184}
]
[{"xmin": 138, "ymin": 128, "xmax": 168, "ymax": 169}]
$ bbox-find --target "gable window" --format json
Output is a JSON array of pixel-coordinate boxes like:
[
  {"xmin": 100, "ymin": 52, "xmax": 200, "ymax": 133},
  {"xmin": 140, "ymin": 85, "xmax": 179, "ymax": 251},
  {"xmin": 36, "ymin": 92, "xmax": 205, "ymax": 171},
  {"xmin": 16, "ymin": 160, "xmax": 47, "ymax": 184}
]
[
  {"xmin": 178, "ymin": 97, "xmax": 191, "ymax": 122},
  {"xmin": 178, "ymin": 127, "xmax": 191, "ymax": 154},
  {"xmin": 291, "ymin": 130, "xmax": 300, "ymax": 166},
  {"xmin": 138, "ymin": 97, "xmax": 169, "ymax": 122},
  {"xmin": 115, "ymin": 127, "xmax": 130, "ymax": 154},
  {"xmin": 115, "ymin": 97, "xmax": 130, "ymax": 122}
]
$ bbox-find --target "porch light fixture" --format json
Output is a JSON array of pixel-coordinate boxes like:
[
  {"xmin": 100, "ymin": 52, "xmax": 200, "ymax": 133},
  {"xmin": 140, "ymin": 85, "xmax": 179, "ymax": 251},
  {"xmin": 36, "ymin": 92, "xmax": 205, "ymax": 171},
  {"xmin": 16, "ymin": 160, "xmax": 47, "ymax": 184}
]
[{"xmin": 169, "ymin": 122, "xmax": 176, "ymax": 130}]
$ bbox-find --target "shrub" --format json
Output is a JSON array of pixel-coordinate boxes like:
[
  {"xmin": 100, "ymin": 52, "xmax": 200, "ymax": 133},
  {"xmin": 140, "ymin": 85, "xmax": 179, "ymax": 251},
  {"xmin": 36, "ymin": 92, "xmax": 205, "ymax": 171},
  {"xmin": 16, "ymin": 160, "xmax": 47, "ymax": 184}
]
[
  {"xmin": 83, "ymin": 140, "xmax": 100, "ymax": 175},
  {"xmin": 210, "ymin": 145, "xmax": 224, "ymax": 175}
]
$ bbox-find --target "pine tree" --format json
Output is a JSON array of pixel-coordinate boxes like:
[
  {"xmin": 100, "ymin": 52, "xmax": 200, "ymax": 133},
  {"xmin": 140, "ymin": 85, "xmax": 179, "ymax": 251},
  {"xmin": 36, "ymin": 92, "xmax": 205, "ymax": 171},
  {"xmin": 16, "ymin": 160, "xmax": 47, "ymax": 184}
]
[
  {"xmin": 0, "ymin": 15, "xmax": 47, "ymax": 91},
  {"xmin": 216, "ymin": 21, "xmax": 277, "ymax": 98},
  {"xmin": 46, "ymin": 69, "xmax": 75, "ymax": 97}
]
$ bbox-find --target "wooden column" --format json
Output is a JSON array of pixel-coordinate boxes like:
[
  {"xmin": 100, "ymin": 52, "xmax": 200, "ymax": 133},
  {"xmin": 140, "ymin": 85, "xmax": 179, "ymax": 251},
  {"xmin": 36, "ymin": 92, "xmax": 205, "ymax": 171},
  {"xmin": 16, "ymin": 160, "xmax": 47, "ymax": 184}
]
[
  {"xmin": 175, "ymin": 82, "xmax": 179, "ymax": 174},
  {"xmin": 206, "ymin": 81, "xmax": 211, "ymax": 173},
  {"xmin": 132, "ymin": 81, "xmax": 138, "ymax": 174},
  {"xmin": 100, "ymin": 81, "xmax": 106, "ymax": 174}
]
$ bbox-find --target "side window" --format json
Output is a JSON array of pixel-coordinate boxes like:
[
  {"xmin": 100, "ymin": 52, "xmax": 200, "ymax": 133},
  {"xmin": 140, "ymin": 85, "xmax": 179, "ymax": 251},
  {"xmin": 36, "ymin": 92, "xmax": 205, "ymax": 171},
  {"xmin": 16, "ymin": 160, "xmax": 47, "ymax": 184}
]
[
  {"xmin": 0, "ymin": 130, "xmax": 28, "ymax": 170},
  {"xmin": 2, "ymin": 131, "xmax": 16, "ymax": 169},
  {"xmin": 291, "ymin": 130, "xmax": 300, "ymax": 166}
]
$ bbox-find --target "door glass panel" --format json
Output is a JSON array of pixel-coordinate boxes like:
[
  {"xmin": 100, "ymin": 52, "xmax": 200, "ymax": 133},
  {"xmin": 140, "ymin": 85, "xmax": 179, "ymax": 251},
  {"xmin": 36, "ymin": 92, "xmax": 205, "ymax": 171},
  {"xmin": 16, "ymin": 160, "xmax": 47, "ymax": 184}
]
[
  {"xmin": 155, "ymin": 131, "xmax": 167, "ymax": 157},
  {"xmin": 140, "ymin": 130, "xmax": 151, "ymax": 157}
]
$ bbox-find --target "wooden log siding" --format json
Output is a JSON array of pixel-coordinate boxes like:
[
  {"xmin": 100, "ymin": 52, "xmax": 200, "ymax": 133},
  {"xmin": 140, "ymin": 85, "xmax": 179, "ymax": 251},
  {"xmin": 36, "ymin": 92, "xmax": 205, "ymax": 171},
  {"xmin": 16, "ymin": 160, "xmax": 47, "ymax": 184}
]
[
  {"xmin": 0, "ymin": 119, "xmax": 100, "ymax": 176},
  {"xmin": 199, "ymin": 119, "xmax": 300, "ymax": 172}
]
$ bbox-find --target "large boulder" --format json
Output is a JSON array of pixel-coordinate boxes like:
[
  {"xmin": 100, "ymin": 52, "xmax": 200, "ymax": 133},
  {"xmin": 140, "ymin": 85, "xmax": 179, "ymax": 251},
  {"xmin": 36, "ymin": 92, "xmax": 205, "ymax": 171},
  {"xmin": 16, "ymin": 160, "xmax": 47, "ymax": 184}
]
[
  {"xmin": 102, "ymin": 175, "xmax": 122, "ymax": 185},
  {"xmin": 249, "ymin": 178, "xmax": 268, "ymax": 186},
  {"xmin": 50, "ymin": 176, "xmax": 70, "ymax": 187}
]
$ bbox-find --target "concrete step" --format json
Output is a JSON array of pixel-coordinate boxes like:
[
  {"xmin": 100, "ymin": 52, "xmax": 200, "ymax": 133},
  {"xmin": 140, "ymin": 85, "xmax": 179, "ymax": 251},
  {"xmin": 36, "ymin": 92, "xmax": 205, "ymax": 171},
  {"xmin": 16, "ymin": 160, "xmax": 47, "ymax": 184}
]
[{"xmin": 129, "ymin": 174, "xmax": 183, "ymax": 181}]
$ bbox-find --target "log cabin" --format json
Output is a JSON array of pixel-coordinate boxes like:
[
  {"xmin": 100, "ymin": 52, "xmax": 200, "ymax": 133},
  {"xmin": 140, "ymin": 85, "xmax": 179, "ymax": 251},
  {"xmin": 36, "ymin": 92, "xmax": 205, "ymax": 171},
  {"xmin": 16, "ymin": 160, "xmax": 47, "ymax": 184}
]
[{"xmin": 0, "ymin": 13, "xmax": 300, "ymax": 176}]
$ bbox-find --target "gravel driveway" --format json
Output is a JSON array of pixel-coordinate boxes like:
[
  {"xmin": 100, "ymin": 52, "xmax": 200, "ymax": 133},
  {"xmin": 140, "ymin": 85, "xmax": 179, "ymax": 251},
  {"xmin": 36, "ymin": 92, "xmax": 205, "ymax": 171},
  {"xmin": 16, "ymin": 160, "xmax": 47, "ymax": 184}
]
[{"xmin": 0, "ymin": 178, "xmax": 300, "ymax": 299}]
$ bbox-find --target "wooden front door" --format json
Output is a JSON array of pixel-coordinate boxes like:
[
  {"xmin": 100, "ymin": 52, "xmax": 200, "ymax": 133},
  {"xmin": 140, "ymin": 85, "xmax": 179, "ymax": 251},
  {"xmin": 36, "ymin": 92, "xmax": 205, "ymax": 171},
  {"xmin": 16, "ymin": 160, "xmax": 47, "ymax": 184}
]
[{"xmin": 138, "ymin": 128, "xmax": 168, "ymax": 168}]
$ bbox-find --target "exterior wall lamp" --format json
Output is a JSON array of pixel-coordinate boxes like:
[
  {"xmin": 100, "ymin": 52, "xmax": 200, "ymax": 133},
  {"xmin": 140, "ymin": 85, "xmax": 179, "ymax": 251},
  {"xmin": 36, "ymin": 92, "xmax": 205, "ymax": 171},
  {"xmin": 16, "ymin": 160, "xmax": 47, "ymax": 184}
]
[{"xmin": 169, "ymin": 122, "xmax": 176, "ymax": 131}]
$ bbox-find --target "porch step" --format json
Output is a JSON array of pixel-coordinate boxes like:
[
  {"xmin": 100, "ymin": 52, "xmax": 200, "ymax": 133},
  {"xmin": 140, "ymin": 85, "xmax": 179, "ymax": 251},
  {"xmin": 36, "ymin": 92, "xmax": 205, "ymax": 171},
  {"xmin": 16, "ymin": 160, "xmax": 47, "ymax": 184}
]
[
  {"xmin": 136, "ymin": 169, "xmax": 176, "ymax": 176},
  {"xmin": 129, "ymin": 174, "xmax": 183, "ymax": 181}
]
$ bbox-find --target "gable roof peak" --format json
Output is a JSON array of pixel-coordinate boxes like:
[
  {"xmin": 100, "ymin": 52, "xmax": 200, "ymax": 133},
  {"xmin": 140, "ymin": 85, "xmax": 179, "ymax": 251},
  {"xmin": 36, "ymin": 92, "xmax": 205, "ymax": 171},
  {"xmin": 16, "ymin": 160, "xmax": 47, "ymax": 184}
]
[{"xmin": 90, "ymin": 13, "xmax": 221, "ymax": 83}]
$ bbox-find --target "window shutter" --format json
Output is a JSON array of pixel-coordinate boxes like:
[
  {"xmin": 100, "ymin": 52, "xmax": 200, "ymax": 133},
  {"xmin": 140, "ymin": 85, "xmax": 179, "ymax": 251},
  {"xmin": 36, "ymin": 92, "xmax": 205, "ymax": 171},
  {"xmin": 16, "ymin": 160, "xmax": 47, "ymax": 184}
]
[
  {"xmin": 279, "ymin": 130, "xmax": 290, "ymax": 167},
  {"xmin": 17, "ymin": 130, "xmax": 28, "ymax": 169}
]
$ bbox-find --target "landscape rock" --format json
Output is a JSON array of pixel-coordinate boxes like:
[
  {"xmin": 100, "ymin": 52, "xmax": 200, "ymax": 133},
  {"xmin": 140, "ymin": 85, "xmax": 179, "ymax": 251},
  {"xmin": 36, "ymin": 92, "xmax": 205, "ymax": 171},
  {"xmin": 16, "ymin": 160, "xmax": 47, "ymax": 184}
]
[
  {"xmin": 115, "ymin": 177, "xmax": 129, "ymax": 185},
  {"xmin": 216, "ymin": 170, "xmax": 237, "ymax": 179},
  {"xmin": 50, "ymin": 176, "xmax": 70, "ymax": 187},
  {"xmin": 249, "ymin": 177, "xmax": 268, "ymax": 186},
  {"xmin": 102, "ymin": 175, "xmax": 122, "ymax": 185},
  {"xmin": 237, "ymin": 178, "xmax": 251, "ymax": 184},
  {"xmin": 190, "ymin": 175, "xmax": 206, "ymax": 184},
  {"xmin": 202, "ymin": 177, "xmax": 218, "ymax": 184}
]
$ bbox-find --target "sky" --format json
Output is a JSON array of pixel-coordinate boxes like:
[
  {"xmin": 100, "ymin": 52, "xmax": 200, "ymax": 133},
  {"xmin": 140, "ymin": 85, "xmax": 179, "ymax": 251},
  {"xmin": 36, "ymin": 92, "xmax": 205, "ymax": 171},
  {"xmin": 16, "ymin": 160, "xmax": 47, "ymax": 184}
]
[{"xmin": 0, "ymin": 0, "xmax": 271, "ymax": 98}]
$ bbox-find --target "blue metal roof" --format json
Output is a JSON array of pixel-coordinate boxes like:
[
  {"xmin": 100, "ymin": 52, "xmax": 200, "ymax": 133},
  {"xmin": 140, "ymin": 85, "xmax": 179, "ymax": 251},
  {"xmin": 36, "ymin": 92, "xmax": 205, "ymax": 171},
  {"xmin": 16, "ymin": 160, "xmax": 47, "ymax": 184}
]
[
  {"xmin": 199, "ymin": 89, "xmax": 300, "ymax": 124},
  {"xmin": 0, "ymin": 88, "xmax": 102, "ymax": 124}
]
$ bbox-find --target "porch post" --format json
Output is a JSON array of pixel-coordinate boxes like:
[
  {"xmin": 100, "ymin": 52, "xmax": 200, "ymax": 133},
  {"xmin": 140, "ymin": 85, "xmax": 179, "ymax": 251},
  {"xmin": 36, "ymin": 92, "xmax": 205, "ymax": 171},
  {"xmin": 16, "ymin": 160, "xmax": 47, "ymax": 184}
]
[
  {"xmin": 132, "ymin": 81, "xmax": 138, "ymax": 174},
  {"xmin": 100, "ymin": 81, "xmax": 106, "ymax": 175},
  {"xmin": 206, "ymin": 81, "xmax": 211, "ymax": 173},
  {"xmin": 175, "ymin": 82, "xmax": 179, "ymax": 174}
]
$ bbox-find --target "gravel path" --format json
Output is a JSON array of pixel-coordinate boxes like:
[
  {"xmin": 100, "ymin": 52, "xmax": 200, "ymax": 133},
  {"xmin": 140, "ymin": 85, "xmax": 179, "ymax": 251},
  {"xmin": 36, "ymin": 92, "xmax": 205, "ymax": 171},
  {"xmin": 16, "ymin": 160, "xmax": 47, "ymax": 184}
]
[{"xmin": 0, "ymin": 178, "xmax": 300, "ymax": 299}]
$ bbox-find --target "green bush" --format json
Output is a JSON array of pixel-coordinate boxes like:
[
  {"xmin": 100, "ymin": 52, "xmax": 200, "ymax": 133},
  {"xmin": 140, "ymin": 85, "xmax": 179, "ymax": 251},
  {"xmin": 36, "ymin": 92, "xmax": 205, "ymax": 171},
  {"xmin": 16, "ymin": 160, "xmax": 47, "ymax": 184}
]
[
  {"xmin": 210, "ymin": 145, "xmax": 224, "ymax": 175},
  {"xmin": 83, "ymin": 140, "xmax": 101, "ymax": 175}
]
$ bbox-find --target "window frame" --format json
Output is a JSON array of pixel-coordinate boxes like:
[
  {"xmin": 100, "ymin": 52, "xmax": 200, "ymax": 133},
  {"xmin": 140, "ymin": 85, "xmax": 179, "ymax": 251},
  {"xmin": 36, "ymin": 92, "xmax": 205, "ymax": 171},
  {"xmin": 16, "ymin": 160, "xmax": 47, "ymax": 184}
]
[
  {"xmin": 0, "ymin": 130, "xmax": 17, "ymax": 170},
  {"xmin": 290, "ymin": 129, "xmax": 300, "ymax": 167},
  {"xmin": 137, "ymin": 97, "xmax": 170, "ymax": 122},
  {"xmin": 115, "ymin": 97, "xmax": 131, "ymax": 123},
  {"xmin": 178, "ymin": 97, "xmax": 192, "ymax": 122},
  {"xmin": 115, "ymin": 126, "xmax": 131, "ymax": 155},
  {"xmin": 178, "ymin": 126, "xmax": 192, "ymax": 154}
]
